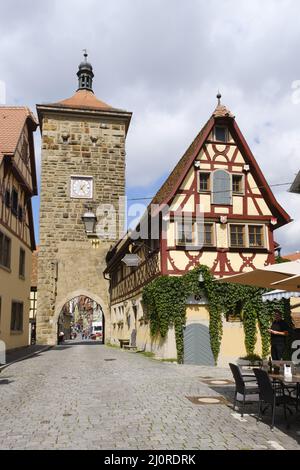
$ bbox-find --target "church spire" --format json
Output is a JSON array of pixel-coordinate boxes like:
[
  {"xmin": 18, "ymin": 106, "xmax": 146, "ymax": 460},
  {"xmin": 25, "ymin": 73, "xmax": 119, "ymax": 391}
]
[{"xmin": 77, "ymin": 50, "xmax": 94, "ymax": 92}]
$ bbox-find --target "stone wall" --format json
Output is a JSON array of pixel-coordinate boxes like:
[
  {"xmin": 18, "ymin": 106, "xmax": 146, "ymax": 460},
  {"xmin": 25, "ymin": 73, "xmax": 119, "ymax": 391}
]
[{"xmin": 37, "ymin": 112, "xmax": 127, "ymax": 345}]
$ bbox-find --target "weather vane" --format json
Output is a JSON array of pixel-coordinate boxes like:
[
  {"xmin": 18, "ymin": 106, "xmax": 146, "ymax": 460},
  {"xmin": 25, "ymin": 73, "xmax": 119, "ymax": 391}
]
[{"xmin": 83, "ymin": 48, "xmax": 88, "ymax": 61}]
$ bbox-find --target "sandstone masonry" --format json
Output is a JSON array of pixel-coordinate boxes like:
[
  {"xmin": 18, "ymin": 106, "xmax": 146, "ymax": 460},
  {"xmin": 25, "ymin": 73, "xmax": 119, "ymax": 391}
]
[{"xmin": 36, "ymin": 86, "xmax": 131, "ymax": 344}]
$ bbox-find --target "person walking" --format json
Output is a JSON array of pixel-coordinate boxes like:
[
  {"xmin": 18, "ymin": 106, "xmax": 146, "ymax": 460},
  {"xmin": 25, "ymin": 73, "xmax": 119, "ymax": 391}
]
[{"xmin": 267, "ymin": 310, "xmax": 289, "ymax": 360}]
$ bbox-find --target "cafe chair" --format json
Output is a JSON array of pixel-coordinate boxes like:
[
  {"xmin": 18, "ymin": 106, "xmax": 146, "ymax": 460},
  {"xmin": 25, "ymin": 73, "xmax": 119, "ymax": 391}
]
[
  {"xmin": 253, "ymin": 368, "xmax": 296, "ymax": 430},
  {"xmin": 229, "ymin": 363, "xmax": 259, "ymax": 417}
]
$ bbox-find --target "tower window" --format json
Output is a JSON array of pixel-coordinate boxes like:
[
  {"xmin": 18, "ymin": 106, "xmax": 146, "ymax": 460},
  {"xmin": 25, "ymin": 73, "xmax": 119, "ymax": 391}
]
[{"xmin": 214, "ymin": 126, "xmax": 227, "ymax": 142}]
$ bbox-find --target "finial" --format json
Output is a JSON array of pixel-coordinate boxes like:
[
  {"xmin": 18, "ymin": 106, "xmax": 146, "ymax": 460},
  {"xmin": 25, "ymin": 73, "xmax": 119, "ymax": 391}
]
[
  {"xmin": 217, "ymin": 91, "xmax": 222, "ymax": 106},
  {"xmin": 83, "ymin": 48, "xmax": 88, "ymax": 62}
]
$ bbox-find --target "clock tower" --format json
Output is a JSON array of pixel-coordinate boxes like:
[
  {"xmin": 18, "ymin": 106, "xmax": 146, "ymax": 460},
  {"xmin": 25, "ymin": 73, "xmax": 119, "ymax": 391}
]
[{"xmin": 36, "ymin": 54, "xmax": 132, "ymax": 345}]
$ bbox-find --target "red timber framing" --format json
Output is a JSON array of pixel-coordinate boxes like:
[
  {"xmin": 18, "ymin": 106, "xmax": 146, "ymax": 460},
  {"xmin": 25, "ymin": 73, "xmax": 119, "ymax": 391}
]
[
  {"xmin": 106, "ymin": 102, "xmax": 291, "ymax": 298},
  {"xmin": 0, "ymin": 112, "xmax": 37, "ymax": 251}
]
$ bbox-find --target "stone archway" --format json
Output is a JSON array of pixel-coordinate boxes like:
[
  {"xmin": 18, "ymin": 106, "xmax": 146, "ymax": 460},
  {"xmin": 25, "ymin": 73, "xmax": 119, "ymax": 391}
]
[
  {"xmin": 54, "ymin": 290, "xmax": 108, "ymax": 345},
  {"xmin": 54, "ymin": 289, "xmax": 107, "ymax": 325}
]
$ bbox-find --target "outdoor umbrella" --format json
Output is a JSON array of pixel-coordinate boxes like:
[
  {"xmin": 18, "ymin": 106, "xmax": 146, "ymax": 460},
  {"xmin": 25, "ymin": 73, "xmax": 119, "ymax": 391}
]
[
  {"xmin": 217, "ymin": 260, "xmax": 300, "ymax": 290},
  {"xmin": 271, "ymin": 274, "xmax": 300, "ymax": 292}
]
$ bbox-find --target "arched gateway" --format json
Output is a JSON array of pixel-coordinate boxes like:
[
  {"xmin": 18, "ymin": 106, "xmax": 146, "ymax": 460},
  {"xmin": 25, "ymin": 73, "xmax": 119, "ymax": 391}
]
[{"xmin": 36, "ymin": 54, "xmax": 132, "ymax": 345}]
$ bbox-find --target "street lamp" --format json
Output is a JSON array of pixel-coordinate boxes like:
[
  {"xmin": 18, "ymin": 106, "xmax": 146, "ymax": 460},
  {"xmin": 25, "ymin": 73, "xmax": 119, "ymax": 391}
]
[{"xmin": 82, "ymin": 209, "xmax": 97, "ymax": 234}]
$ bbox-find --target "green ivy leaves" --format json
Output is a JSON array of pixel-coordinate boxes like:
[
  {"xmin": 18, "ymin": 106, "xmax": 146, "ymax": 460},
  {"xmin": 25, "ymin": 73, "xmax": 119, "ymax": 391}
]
[{"xmin": 142, "ymin": 265, "xmax": 292, "ymax": 364}]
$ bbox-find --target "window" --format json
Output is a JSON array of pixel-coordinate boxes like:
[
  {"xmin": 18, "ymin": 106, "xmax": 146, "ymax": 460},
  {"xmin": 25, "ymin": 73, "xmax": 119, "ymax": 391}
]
[
  {"xmin": 199, "ymin": 172, "xmax": 211, "ymax": 192},
  {"xmin": 230, "ymin": 225, "xmax": 245, "ymax": 247},
  {"xmin": 197, "ymin": 223, "xmax": 214, "ymax": 246},
  {"xmin": 19, "ymin": 248, "xmax": 26, "ymax": 278},
  {"xmin": 18, "ymin": 205, "xmax": 23, "ymax": 221},
  {"xmin": 248, "ymin": 225, "xmax": 264, "ymax": 248},
  {"xmin": 0, "ymin": 231, "xmax": 11, "ymax": 269},
  {"xmin": 212, "ymin": 170, "xmax": 232, "ymax": 205},
  {"xmin": 11, "ymin": 188, "xmax": 18, "ymax": 215},
  {"xmin": 11, "ymin": 302, "xmax": 23, "ymax": 332},
  {"xmin": 214, "ymin": 126, "xmax": 227, "ymax": 142},
  {"xmin": 4, "ymin": 190, "xmax": 10, "ymax": 208},
  {"xmin": 176, "ymin": 220, "xmax": 194, "ymax": 246},
  {"xmin": 30, "ymin": 289, "xmax": 37, "ymax": 321},
  {"xmin": 232, "ymin": 175, "xmax": 244, "ymax": 194}
]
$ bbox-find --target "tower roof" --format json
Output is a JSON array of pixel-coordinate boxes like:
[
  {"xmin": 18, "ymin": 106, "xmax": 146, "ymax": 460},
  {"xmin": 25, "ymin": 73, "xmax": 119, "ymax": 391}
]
[
  {"xmin": 55, "ymin": 89, "xmax": 124, "ymax": 112},
  {"xmin": 36, "ymin": 51, "xmax": 132, "ymax": 133}
]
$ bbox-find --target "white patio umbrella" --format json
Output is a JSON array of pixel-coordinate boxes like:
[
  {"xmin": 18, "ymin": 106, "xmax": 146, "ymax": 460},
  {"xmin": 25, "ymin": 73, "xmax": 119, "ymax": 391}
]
[{"xmin": 217, "ymin": 260, "xmax": 300, "ymax": 290}]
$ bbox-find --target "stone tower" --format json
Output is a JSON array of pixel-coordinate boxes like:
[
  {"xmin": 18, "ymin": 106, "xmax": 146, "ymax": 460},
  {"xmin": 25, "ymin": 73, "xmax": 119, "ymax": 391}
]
[{"xmin": 36, "ymin": 54, "xmax": 132, "ymax": 345}]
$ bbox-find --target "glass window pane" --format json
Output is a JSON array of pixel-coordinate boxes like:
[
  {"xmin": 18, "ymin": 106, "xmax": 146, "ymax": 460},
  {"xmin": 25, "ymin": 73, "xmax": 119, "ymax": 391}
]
[{"xmin": 215, "ymin": 126, "xmax": 227, "ymax": 142}]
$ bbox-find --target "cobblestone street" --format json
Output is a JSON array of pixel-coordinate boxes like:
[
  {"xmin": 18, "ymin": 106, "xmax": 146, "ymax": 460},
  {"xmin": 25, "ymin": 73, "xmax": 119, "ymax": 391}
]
[{"xmin": 0, "ymin": 344, "xmax": 299, "ymax": 450}]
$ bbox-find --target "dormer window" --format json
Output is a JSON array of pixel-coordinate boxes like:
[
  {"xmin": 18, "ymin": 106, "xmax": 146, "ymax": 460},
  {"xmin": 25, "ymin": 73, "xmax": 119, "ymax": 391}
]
[{"xmin": 214, "ymin": 126, "xmax": 227, "ymax": 142}]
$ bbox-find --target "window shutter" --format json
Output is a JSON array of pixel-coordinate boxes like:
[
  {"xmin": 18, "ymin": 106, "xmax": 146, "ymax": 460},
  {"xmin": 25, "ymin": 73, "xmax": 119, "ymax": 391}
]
[{"xmin": 212, "ymin": 170, "xmax": 231, "ymax": 205}]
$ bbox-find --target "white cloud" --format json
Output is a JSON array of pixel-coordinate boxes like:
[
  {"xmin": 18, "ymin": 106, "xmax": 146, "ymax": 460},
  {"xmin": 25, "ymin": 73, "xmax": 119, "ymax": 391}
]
[{"xmin": 0, "ymin": 0, "xmax": 299, "ymax": 251}]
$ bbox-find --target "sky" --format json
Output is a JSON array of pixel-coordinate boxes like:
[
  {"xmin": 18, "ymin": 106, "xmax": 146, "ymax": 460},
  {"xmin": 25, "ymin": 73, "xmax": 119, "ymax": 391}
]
[{"xmin": 0, "ymin": 0, "xmax": 299, "ymax": 253}]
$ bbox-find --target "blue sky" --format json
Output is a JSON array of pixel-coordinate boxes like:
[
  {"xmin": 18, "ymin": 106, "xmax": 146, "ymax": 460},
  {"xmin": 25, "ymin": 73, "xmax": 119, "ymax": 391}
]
[{"xmin": 1, "ymin": 0, "xmax": 300, "ymax": 253}]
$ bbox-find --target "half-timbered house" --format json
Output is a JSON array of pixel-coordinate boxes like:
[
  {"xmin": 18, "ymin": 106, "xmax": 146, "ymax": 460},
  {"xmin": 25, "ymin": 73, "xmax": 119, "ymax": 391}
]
[
  {"xmin": 0, "ymin": 107, "xmax": 38, "ymax": 351},
  {"xmin": 104, "ymin": 97, "xmax": 291, "ymax": 365}
]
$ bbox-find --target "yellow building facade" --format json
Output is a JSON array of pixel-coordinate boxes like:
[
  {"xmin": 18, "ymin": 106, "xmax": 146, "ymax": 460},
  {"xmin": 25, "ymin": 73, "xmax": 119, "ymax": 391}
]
[{"xmin": 0, "ymin": 107, "xmax": 38, "ymax": 352}]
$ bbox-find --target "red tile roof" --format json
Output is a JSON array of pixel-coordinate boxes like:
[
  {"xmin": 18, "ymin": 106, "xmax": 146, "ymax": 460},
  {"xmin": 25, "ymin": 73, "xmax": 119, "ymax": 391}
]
[
  {"xmin": 151, "ymin": 117, "xmax": 214, "ymax": 206},
  {"xmin": 0, "ymin": 106, "xmax": 38, "ymax": 155},
  {"xmin": 50, "ymin": 89, "xmax": 126, "ymax": 113},
  {"xmin": 283, "ymin": 252, "xmax": 300, "ymax": 261}
]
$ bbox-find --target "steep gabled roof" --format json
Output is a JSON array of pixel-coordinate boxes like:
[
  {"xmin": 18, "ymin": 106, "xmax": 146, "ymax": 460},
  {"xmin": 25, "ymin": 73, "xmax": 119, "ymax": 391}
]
[
  {"xmin": 0, "ymin": 106, "xmax": 38, "ymax": 155},
  {"xmin": 151, "ymin": 117, "xmax": 214, "ymax": 206},
  {"xmin": 150, "ymin": 102, "xmax": 291, "ymax": 229}
]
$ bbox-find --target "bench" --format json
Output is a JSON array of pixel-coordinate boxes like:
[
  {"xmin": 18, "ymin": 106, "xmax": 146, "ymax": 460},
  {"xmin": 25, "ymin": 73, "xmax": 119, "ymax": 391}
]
[
  {"xmin": 123, "ymin": 345, "xmax": 137, "ymax": 351},
  {"xmin": 119, "ymin": 339, "xmax": 130, "ymax": 349}
]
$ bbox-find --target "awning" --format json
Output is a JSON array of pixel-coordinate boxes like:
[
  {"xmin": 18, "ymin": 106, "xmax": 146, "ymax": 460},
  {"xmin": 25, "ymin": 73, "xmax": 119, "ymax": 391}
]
[
  {"xmin": 262, "ymin": 290, "xmax": 300, "ymax": 302},
  {"xmin": 217, "ymin": 261, "xmax": 300, "ymax": 290}
]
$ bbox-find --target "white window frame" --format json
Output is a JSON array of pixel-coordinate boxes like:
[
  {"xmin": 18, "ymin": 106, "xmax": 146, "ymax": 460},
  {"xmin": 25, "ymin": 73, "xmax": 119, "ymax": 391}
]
[
  {"xmin": 175, "ymin": 219, "xmax": 194, "ymax": 247},
  {"xmin": 247, "ymin": 223, "xmax": 266, "ymax": 249},
  {"xmin": 232, "ymin": 173, "xmax": 245, "ymax": 196},
  {"xmin": 228, "ymin": 223, "xmax": 266, "ymax": 249},
  {"xmin": 198, "ymin": 171, "xmax": 211, "ymax": 193},
  {"xmin": 196, "ymin": 221, "xmax": 216, "ymax": 247}
]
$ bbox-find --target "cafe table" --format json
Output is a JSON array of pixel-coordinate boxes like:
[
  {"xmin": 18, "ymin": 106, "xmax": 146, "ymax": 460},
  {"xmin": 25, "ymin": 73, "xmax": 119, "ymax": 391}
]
[{"xmin": 268, "ymin": 372, "xmax": 300, "ymax": 420}]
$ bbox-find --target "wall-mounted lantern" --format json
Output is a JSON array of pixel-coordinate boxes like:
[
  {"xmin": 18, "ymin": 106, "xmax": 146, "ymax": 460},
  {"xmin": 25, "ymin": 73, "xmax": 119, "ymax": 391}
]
[{"xmin": 82, "ymin": 210, "xmax": 97, "ymax": 234}]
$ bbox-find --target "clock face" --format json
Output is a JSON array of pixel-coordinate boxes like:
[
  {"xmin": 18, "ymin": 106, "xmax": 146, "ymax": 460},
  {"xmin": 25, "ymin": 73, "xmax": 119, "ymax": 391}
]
[{"xmin": 71, "ymin": 177, "xmax": 93, "ymax": 199}]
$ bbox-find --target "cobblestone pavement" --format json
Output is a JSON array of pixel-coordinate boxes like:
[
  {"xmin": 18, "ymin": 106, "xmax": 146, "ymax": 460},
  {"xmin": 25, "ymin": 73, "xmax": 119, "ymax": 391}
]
[{"xmin": 0, "ymin": 343, "xmax": 299, "ymax": 450}]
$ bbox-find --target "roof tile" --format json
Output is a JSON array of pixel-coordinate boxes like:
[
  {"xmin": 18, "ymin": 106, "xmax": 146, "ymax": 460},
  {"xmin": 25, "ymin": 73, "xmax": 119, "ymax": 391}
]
[{"xmin": 0, "ymin": 106, "xmax": 38, "ymax": 155}]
